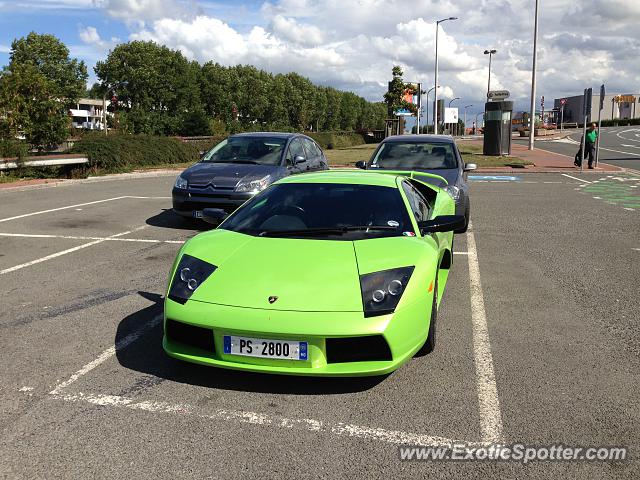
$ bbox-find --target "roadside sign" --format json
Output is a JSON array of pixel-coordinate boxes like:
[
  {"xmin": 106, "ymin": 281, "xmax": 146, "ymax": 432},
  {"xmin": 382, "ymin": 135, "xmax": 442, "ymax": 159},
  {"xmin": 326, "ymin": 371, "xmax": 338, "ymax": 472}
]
[
  {"xmin": 560, "ymin": 98, "xmax": 567, "ymax": 105},
  {"xmin": 599, "ymin": 84, "xmax": 605, "ymax": 110},
  {"xmin": 487, "ymin": 90, "xmax": 510, "ymax": 100},
  {"xmin": 618, "ymin": 95, "xmax": 635, "ymax": 103},
  {"xmin": 444, "ymin": 107, "xmax": 458, "ymax": 124},
  {"xmin": 583, "ymin": 88, "xmax": 592, "ymax": 117}
]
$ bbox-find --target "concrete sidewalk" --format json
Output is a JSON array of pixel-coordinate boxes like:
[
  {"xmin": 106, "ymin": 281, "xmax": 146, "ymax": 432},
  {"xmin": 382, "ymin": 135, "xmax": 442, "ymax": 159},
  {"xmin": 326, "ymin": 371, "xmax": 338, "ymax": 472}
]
[{"xmin": 468, "ymin": 140, "xmax": 623, "ymax": 173}]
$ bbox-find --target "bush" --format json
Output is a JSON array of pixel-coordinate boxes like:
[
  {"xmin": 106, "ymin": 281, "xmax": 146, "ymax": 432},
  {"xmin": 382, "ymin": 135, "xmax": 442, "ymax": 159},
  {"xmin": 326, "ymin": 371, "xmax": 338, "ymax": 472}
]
[
  {"xmin": 306, "ymin": 131, "xmax": 365, "ymax": 149},
  {"xmin": 0, "ymin": 139, "xmax": 29, "ymax": 160},
  {"xmin": 71, "ymin": 133, "xmax": 200, "ymax": 172},
  {"xmin": 600, "ymin": 117, "xmax": 640, "ymax": 127}
]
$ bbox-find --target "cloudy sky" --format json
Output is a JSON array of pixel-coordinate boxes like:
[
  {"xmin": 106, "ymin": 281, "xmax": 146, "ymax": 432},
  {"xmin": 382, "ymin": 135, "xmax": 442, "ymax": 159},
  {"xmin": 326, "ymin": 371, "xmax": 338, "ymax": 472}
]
[{"xmin": 1, "ymin": 0, "xmax": 639, "ymax": 116}]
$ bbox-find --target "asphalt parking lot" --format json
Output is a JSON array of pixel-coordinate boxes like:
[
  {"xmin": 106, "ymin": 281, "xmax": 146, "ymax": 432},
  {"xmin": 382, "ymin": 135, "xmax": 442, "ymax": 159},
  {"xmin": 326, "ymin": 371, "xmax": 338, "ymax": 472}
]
[{"xmin": 1, "ymin": 172, "xmax": 639, "ymax": 478}]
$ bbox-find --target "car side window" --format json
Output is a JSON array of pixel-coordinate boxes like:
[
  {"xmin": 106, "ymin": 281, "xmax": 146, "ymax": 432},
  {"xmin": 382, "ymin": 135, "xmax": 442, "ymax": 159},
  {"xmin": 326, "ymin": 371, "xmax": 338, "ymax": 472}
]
[
  {"xmin": 402, "ymin": 181, "xmax": 430, "ymax": 222},
  {"xmin": 286, "ymin": 139, "xmax": 305, "ymax": 165},
  {"xmin": 302, "ymin": 138, "xmax": 317, "ymax": 159}
]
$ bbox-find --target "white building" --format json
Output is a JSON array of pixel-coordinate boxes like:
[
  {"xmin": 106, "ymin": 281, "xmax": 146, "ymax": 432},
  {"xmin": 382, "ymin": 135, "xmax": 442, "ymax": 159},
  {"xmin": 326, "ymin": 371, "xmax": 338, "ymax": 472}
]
[{"xmin": 70, "ymin": 98, "xmax": 111, "ymax": 130}]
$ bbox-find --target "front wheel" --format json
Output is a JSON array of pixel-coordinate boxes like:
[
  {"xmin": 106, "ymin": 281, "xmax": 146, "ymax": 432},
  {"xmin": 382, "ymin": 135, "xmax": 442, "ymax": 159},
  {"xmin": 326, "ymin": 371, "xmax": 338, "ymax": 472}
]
[
  {"xmin": 455, "ymin": 203, "xmax": 470, "ymax": 234},
  {"xmin": 416, "ymin": 275, "xmax": 438, "ymax": 356}
]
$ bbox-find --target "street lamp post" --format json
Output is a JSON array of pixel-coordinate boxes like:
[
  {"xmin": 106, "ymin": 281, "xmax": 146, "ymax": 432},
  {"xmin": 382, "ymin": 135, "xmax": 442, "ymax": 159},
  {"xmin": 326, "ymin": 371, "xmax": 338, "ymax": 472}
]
[
  {"xmin": 464, "ymin": 104, "xmax": 473, "ymax": 136},
  {"xmin": 484, "ymin": 49, "xmax": 497, "ymax": 99},
  {"xmin": 449, "ymin": 97, "xmax": 460, "ymax": 135},
  {"xmin": 528, "ymin": 0, "xmax": 540, "ymax": 150},
  {"xmin": 425, "ymin": 85, "xmax": 440, "ymax": 133},
  {"xmin": 434, "ymin": 16, "xmax": 458, "ymax": 135}
]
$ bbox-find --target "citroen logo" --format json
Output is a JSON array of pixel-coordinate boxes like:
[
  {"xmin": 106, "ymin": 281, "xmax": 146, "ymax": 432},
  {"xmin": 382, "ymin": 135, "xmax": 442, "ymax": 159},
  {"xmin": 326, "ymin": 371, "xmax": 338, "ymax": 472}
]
[{"xmin": 268, "ymin": 296, "xmax": 278, "ymax": 304}]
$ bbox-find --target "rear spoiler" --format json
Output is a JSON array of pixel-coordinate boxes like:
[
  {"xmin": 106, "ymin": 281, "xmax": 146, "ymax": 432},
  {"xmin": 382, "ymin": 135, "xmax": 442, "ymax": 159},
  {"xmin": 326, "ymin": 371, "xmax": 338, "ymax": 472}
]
[{"xmin": 340, "ymin": 169, "xmax": 448, "ymax": 187}]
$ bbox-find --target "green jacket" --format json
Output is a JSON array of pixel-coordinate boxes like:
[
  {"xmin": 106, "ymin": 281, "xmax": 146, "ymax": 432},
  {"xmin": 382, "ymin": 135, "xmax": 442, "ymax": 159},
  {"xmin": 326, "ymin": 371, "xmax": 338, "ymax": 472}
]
[{"xmin": 586, "ymin": 129, "xmax": 598, "ymax": 144}]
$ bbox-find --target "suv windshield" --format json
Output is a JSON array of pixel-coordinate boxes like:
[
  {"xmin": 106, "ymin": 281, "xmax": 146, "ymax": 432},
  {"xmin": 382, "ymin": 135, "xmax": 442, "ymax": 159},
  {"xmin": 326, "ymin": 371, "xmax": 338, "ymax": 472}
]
[
  {"xmin": 202, "ymin": 137, "xmax": 287, "ymax": 166},
  {"xmin": 370, "ymin": 142, "xmax": 458, "ymax": 170},
  {"xmin": 220, "ymin": 183, "xmax": 415, "ymax": 240}
]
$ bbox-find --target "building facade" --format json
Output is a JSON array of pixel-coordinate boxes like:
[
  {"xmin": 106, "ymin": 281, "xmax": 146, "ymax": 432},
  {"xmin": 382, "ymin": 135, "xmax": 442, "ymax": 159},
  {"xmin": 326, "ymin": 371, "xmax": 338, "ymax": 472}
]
[
  {"xmin": 70, "ymin": 98, "xmax": 111, "ymax": 130},
  {"xmin": 553, "ymin": 93, "xmax": 639, "ymax": 124}
]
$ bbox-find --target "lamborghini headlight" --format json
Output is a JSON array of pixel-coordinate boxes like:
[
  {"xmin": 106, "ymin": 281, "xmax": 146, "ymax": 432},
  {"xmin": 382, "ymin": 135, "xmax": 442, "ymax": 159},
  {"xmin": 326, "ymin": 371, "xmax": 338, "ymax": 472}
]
[
  {"xmin": 444, "ymin": 185, "xmax": 460, "ymax": 201},
  {"xmin": 360, "ymin": 266, "xmax": 414, "ymax": 317},
  {"xmin": 168, "ymin": 254, "xmax": 217, "ymax": 304},
  {"xmin": 235, "ymin": 175, "xmax": 271, "ymax": 193}
]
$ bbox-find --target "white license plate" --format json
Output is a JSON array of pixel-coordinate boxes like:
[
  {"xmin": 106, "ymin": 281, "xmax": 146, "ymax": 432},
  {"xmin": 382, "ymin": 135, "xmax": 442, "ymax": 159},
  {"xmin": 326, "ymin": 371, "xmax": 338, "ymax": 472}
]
[
  {"xmin": 192, "ymin": 210, "xmax": 203, "ymax": 218},
  {"xmin": 223, "ymin": 335, "xmax": 308, "ymax": 361}
]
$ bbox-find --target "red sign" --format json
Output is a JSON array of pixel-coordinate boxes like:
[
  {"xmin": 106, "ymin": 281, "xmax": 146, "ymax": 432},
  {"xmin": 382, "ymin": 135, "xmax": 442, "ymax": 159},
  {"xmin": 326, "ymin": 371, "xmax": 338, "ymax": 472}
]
[{"xmin": 560, "ymin": 98, "xmax": 567, "ymax": 105}]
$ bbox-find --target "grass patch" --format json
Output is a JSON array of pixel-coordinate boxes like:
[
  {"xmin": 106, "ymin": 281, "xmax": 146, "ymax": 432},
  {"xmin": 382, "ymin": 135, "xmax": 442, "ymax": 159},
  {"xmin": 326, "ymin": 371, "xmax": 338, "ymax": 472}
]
[{"xmin": 324, "ymin": 144, "xmax": 377, "ymax": 166}]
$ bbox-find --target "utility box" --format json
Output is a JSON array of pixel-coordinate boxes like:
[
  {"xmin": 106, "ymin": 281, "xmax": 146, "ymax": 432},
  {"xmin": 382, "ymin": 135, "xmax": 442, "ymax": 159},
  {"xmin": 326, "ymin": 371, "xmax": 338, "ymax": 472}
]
[{"xmin": 483, "ymin": 101, "xmax": 513, "ymax": 156}]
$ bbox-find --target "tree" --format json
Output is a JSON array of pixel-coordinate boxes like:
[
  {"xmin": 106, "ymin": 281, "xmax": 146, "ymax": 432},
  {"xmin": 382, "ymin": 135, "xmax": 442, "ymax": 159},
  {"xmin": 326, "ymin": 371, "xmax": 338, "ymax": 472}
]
[
  {"xmin": 0, "ymin": 32, "xmax": 87, "ymax": 150},
  {"xmin": 383, "ymin": 65, "xmax": 416, "ymax": 117},
  {"xmin": 94, "ymin": 41, "xmax": 201, "ymax": 135}
]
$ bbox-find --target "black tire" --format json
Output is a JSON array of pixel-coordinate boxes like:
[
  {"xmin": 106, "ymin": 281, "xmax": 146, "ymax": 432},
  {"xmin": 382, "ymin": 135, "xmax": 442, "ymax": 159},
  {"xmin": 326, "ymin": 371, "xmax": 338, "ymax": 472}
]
[
  {"xmin": 417, "ymin": 274, "xmax": 438, "ymax": 356},
  {"xmin": 455, "ymin": 203, "xmax": 470, "ymax": 234}
]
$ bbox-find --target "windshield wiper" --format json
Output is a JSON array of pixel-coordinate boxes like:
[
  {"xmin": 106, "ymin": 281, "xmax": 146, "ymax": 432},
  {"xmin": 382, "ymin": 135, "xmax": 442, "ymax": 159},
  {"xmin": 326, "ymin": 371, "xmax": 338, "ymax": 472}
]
[{"xmin": 259, "ymin": 225, "xmax": 397, "ymax": 237}]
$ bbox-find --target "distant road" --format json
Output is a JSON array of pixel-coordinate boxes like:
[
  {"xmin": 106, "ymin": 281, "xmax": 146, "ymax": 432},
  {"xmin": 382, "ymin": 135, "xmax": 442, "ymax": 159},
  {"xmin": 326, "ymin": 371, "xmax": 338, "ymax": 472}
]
[{"xmin": 513, "ymin": 126, "xmax": 640, "ymax": 171}]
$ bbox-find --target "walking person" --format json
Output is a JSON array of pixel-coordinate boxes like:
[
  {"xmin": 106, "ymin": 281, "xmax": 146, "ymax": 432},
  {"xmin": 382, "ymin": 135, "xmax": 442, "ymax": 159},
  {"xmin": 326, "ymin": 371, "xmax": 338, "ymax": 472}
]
[{"xmin": 585, "ymin": 123, "xmax": 598, "ymax": 169}]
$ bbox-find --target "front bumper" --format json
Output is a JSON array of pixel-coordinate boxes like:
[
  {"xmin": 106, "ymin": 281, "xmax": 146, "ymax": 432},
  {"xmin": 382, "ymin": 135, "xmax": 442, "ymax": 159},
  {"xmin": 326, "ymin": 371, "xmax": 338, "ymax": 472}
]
[
  {"xmin": 163, "ymin": 295, "xmax": 432, "ymax": 376},
  {"xmin": 172, "ymin": 187, "xmax": 253, "ymax": 217}
]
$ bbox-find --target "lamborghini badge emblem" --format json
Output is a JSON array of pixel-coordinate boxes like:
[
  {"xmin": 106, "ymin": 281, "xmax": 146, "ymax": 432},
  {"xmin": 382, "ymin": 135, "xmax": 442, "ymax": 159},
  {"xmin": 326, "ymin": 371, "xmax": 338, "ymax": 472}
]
[{"xmin": 268, "ymin": 296, "xmax": 278, "ymax": 304}]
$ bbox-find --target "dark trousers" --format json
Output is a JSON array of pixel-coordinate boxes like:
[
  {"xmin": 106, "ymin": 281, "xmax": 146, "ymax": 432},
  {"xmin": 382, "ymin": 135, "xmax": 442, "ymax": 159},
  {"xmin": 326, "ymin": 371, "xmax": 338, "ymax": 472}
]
[{"xmin": 585, "ymin": 142, "xmax": 596, "ymax": 167}]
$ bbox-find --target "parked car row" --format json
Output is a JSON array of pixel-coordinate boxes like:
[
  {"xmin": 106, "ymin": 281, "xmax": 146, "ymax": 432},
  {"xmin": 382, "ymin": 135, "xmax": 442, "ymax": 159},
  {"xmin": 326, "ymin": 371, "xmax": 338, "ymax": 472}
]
[
  {"xmin": 165, "ymin": 132, "xmax": 476, "ymax": 376},
  {"xmin": 172, "ymin": 132, "xmax": 475, "ymax": 230}
]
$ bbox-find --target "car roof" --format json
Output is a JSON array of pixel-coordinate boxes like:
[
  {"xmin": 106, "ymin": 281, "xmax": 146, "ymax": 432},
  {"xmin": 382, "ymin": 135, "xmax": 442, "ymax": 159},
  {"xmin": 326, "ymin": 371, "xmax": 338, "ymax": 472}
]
[
  {"xmin": 275, "ymin": 170, "xmax": 401, "ymax": 188},
  {"xmin": 382, "ymin": 134, "xmax": 454, "ymax": 144},
  {"xmin": 230, "ymin": 132, "xmax": 301, "ymax": 139}
]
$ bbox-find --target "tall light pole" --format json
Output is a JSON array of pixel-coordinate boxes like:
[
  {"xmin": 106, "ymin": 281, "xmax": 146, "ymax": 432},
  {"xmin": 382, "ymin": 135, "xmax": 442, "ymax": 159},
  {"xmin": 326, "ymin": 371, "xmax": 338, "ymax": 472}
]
[
  {"xmin": 425, "ymin": 85, "xmax": 440, "ymax": 133},
  {"xmin": 484, "ymin": 49, "xmax": 497, "ymax": 99},
  {"xmin": 464, "ymin": 104, "xmax": 473, "ymax": 136},
  {"xmin": 434, "ymin": 16, "xmax": 457, "ymax": 135},
  {"xmin": 528, "ymin": 0, "xmax": 540, "ymax": 150}
]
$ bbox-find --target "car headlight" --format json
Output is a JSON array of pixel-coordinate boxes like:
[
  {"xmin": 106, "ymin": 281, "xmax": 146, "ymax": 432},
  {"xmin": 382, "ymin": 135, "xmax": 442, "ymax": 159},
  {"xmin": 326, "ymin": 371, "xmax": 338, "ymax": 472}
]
[
  {"xmin": 360, "ymin": 266, "xmax": 414, "ymax": 317},
  {"xmin": 444, "ymin": 185, "xmax": 460, "ymax": 201},
  {"xmin": 235, "ymin": 175, "xmax": 271, "ymax": 193},
  {"xmin": 168, "ymin": 254, "xmax": 217, "ymax": 304},
  {"xmin": 174, "ymin": 175, "xmax": 188, "ymax": 190}
]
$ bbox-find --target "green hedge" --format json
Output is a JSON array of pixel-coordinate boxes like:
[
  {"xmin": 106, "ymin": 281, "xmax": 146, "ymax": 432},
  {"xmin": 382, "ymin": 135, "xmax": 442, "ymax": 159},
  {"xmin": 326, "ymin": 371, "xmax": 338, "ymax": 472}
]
[
  {"xmin": 71, "ymin": 133, "xmax": 200, "ymax": 172},
  {"xmin": 600, "ymin": 118, "xmax": 640, "ymax": 127},
  {"xmin": 306, "ymin": 132, "xmax": 366, "ymax": 149}
]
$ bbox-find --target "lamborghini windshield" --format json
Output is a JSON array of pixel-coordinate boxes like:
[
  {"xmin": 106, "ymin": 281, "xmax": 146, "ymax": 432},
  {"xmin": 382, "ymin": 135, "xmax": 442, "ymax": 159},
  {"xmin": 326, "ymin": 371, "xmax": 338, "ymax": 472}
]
[
  {"xmin": 220, "ymin": 183, "xmax": 415, "ymax": 239},
  {"xmin": 370, "ymin": 142, "xmax": 458, "ymax": 170},
  {"xmin": 201, "ymin": 137, "xmax": 286, "ymax": 166}
]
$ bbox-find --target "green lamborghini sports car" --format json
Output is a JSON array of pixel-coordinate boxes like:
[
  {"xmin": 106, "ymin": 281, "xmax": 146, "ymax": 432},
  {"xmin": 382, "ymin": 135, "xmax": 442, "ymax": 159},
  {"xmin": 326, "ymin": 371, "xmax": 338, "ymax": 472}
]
[{"xmin": 163, "ymin": 170, "xmax": 464, "ymax": 376}]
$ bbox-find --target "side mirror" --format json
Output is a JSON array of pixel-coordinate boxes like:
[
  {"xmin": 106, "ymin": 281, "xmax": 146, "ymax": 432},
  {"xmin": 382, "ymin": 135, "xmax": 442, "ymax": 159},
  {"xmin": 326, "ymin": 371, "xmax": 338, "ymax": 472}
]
[
  {"xmin": 464, "ymin": 163, "xmax": 477, "ymax": 172},
  {"xmin": 355, "ymin": 160, "xmax": 366, "ymax": 169},
  {"xmin": 418, "ymin": 215, "xmax": 466, "ymax": 234},
  {"xmin": 294, "ymin": 155, "xmax": 306, "ymax": 165},
  {"xmin": 202, "ymin": 208, "xmax": 228, "ymax": 225}
]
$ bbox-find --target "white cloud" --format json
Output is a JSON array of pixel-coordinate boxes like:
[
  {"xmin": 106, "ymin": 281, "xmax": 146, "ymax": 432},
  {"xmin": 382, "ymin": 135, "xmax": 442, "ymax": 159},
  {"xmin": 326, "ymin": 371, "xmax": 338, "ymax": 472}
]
[
  {"xmin": 79, "ymin": 26, "xmax": 120, "ymax": 50},
  {"xmin": 270, "ymin": 15, "xmax": 324, "ymax": 46}
]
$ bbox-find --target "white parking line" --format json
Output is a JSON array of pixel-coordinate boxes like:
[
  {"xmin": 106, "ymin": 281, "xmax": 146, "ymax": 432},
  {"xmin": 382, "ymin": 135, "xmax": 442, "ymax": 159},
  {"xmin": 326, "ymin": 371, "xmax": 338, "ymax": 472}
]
[
  {"xmin": 49, "ymin": 314, "xmax": 163, "ymax": 395},
  {"xmin": 0, "ymin": 232, "xmax": 184, "ymax": 244},
  {"xmin": 50, "ymin": 390, "xmax": 490, "ymax": 448},
  {"xmin": 0, "ymin": 226, "xmax": 147, "ymax": 275},
  {"xmin": 562, "ymin": 174, "xmax": 592, "ymax": 184},
  {"xmin": 0, "ymin": 196, "xmax": 171, "ymax": 223},
  {"xmin": 467, "ymin": 224, "xmax": 504, "ymax": 443},
  {"xmin": 0, "ymin": 196, "xmax": 128, "ymax": 223}
]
